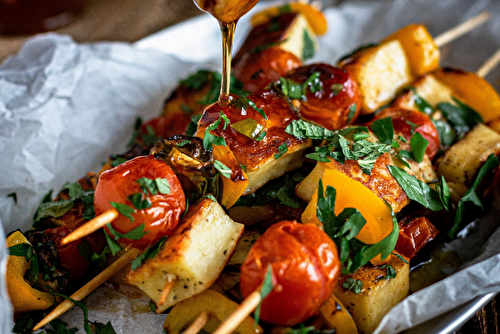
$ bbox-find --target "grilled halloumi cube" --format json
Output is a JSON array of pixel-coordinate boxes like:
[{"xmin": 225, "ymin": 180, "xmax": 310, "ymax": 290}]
[
  {"xmin": 334, "ymin": 255, "xmax": 410, "ymax": 334},
  {"xmin": 126, "ymin": 198, "xmax": 244, "ymax": 313},
  {"xmin": 339, "ymin": 40, "xmax": 413, "ymax": 114},
  {"xmin": 436, "ymin": 124, "xmax": 500, "ymax": 187}
]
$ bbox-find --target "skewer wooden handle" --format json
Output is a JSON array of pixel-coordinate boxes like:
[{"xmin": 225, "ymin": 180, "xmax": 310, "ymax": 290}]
[
  {"xmin": 32, "ymin": 248, "xmax": 139, "ymax": 331},
  {"xmin": 183, "ymin": 311, "xmax": 211, "ymax": 334},
  {"xmin": 212, "ymin": 290, "xmax": 261, "ymax": 334},
  {"xmin": 62, "ymin": 209, "xmax": 118, "ymax": 245},
  {"xmin": 434, "ymin": 12, "xmax": 490, "ymax": 48},
  {"xmin": 477, "ymin": 48, "xmax": 500, "ymax": 78}
]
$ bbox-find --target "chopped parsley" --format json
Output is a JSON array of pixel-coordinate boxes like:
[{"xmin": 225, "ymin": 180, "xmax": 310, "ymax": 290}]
[
  {"xmin": 410, "ymin": 132, "xmax": 429, "ymax": 163},
  {"xmin": 131, "ymin": 237, "xmax": 168, "ymax": 270},
  {"xmin": 254, "ymin": 265, "xmax": 274, "ymax": 327},
  {"xmin": 274, "ymin": 143, "xmax": 288, "ymax": 160},
  {"xmin": 377, "ymin": 264, "xmax": 397, "ymax": 280},
  {"xmin": 110, "ymin": 202, "xmax": 135, "ymax": 222},
  {"xmin": 185, "ymin": 114, "xmax": 202, "ymax": 137},
  {"xmin": 214, "ymin": 160, "xmax": 232, "ymax": 179},
  {"xmin": 278, "ymin": 72, "xmax": 322, "ymax": 100},
  {"xmin": 342, "ymin": 277, "xmax": 363, "ymax": 294}
]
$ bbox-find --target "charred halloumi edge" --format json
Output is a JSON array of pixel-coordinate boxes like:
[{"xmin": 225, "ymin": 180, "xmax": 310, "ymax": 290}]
[
  {"xmin": 126, "ymin": 198, "xmax": 244, "ymax": 313},
  {"xmin": 340, "ymin": 40, "xmax": 413, "ymax": 114},
  {"xmin": 334, "ymin": 255, "xmax": 410, "ymax": 334},
  {"xmin": 243, "ymin": 139, "xmax": 312, "ymax": 195},
  {"xmin": 436, "ymin": 123, "xmax": 500, "ymax": 188}
]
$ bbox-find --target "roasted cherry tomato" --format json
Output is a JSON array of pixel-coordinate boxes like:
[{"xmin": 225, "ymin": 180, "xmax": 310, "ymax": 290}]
[
  {"xmin": 240, "ymin": 221, "xmax": 340, "ymax": 326},
  {"xmin": 282, "ymin": 63, "xmax": 362, "ymax": 130},
  {"xmin": 94, "ymin": 155, "xmax": 186, "ymax": 250},
  {"xmin": 233, "ymin": 47, "xmax": 302, "ymax": 93},
  {"xmin": 369, "ymin": 107, "xmax": 440, "ymax": 159}
]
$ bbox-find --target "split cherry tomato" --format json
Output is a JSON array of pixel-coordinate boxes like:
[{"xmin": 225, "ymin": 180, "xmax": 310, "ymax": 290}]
[
  {"xmin": 369, "ymin": 107, "xmax": 440, "ymax": 159},
  {"xmin": 240, "ymin": 221, "xmax": 340, "ymax": 326},
  {"xmin": 94, "ymin": 155, "xmax": 186, "ymax": 250},
  {"xmin": 282, "ymin": 63, "xmax": 362, "ymax": 130}
]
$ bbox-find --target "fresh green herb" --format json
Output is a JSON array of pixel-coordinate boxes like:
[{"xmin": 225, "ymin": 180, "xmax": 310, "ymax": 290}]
[
  {"xmin": 177, "ymin": 139, "xmax": 191, "ymax": 147},
  {"xmin": 346, "ymin": 103, "xmax": 357, "ymax": 124},
  {"xmin": 203, "ymin": 113, "xmax": 227, "ymax": 150},
  {"xmin": 302, "ymin": 29, "xmax": 316, "ymax": 60},
  {"xmin": 370, "ymin": 117, "xmax": 394, "ymax": 144},
  {"xmin": 34, "ymin": 200, "xmax": 74, "ymax": 223},
  {"xmin": 131, "ymin": 237, "xmax": 168, "ymax": 270},
  {"xmin": 231, "ymin": 96, "xmax": 267, "ymax": 120},
  {"xmin": 110, "ymin": 156, "xmax": 127, "ymax": 167},
  {"xmin": 317, "ymin": 180, "xmax": 399, "ymax": 274},
  {"xmin": 398, "ymin": 135, "xmax": 408, "ymax": 143},
  {"xmin": 285, "ymin": 325, "xmax": 336, "ymax": 334},
  {"xmin": 53, "ymin": 293, "xmax": 92, "ymax": 334},
  {"xmin": 127, "ymin": 193, "xmax": 152, "ymax": 210},
  {"xmin": 377, "ymin": 264, "xmax": 397, "ymax": 280},
  {"xmin": 156, "ymin": 178, "xmax": 171, "ymax": 195},
  {"xmin": 149, "ymin": 300, "xmax": 157, "ymax": 313},
  {"xmin": 406, "ymin": 121, "xmax": 419, "ymax": 135},
  {"xmin": 110, "ymin": 202, "xmax": 135, "ymax": 222},
  {"xmin": 342, "ymin": 277, "xmax": 363, "ymax": 294},
  {"xmin": 410, "ymin": 132, "xmax": 429, "ymax": 163},
  {"xmin": 230, "ymin": 118, "xmax": 265, "ymax": 140},
  {"xmin": 214, "ymin": 160, "xmax": 232, "ymax": 178},
  {"xmin": 12, "ymin": 312, "xmax": 38, "ymax": 333},
  {"xmin": 8, "ymin": 241, "xmax": 39, "ymax": 285},
  {"xmin": 448, "ymin": 154, "xmax": 499, "ymax": 238},
  {"xmin": 274, "ymin": 143, "xmax": 288, "ymax": 160},
  {"xmin": 180, "ymin": 69, "xmax": 212, "ymax": 90},
  {"xmin": 137, "ymin": 177, "xmax": 170, "ymax": 196},
  {"xmin": 61, "ymin": 182, "xmax": 84, "ymax": 200},
  {"xmin": 285, "ymin": 119, "xmax": 337, "ymax": 140},
  {"xmin": 92, "ymin": 321, "xmax": 117, "ymax": 334},
  {"xmin": 387, "ymin": 166, "xmax": 443, "ymax": 211},
  {"xmin": 354, "ymin": 132, "xmax": 369, "ymax": 141},
  {"xmin": 437, "ymin": 98, "xmax": 483, "ymax": 137},
  {"xmin": 104, "ymin": 233, "xmax": 122, "ymax": 256},
  {"xmin": 251, "ymin": 39, "xmax": 287, "ymax": 54},
  {"xmin": 185, "ymin": 114, "xmax": 202, "ymax": 137},
  {"xmin": 432, "ymin": 119, "xmax": 457, "ymax": 148},
  {"xmin": 331, "ymin": 83, "xmax": 344, "ymax": 96},
  {"xmin": 180, "ymin": 104, "xmax": 192, "ymax": 114},
  {"xmin": 392, "ymin": 252, "xmax": 409, "ymax": 264},
  {"xmin": 436, "ymin": 175, "xmax": 451, "ymax": 212},
  {"xmin": 255, "ymin": 131, "xmax": 267, "ymax": 141},
  {"xmin": 106, "ymin": 223, "xmax": 149, "ymax": 241},
  {"xmin": 205, "ymin": 194, "xmax": 217, "ymax": 202},
  {"xmin": 82, "ymin": 192, "xmax": 96, "ymax": 221},
  {"xmin": 338, "ymin": 43, "xmax": 378, "ymax": 63},
  {"xmin": 254, "ymin": 265, "xmax": 274, "ymax": 327},
  {"xmin": 140, "ymin": 125, "xmax": 160, "ymax": 147},
  {"xmin": 77, "ymin": 242, "xmax": 110, "ymax": 269},
  {"xmin": 279, "ymin": 72, "xmax": 322, "ymax": 100},
  {"xmin": 398, "ymin": 150, "xmax": 414, "ymax": 161},
  {"xmin": 412, "ymin": 91, "xmax": 434, "ymax": 116},
  {"xmin": 393, "ymin": 154, "xmax": 411, "ymax": 169},
  {"xmin": 278, "ymin": 4, "xmax": 292, "ymax": 13},
  {"xmin": 267, "ymin": 20, "xmax": 281, "ymax": 32}
]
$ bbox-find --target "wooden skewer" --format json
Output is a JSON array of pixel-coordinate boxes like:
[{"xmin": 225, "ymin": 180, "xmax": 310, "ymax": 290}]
[
  {"xmin": 158, "ymin": 278, "xmax": 176, "ymax": 305},
  {"xmin": 61, "ymin": 209, "xmax": 118, "ymax": 245},
  {"xmin": 212, "ymin": 290, "xmax": 262, "ymax": 334},
  {"xmin": 32, "ymin": 248, "xmax": 139, "ymax": 331},
  {"xmin": 434, "ymin": 11, "xmax": 490, "ymax": 48},
  {"xmin": 477, "ymin": 47, "xmax": 500, "ymax": 78},
  {"xmin": 183, "ymin": 311, "xmax": 211, "ymax": 334}
]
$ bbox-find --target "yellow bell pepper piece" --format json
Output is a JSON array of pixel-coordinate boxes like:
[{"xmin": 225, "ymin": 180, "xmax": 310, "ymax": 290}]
[
  {"xmin": 432, "ymin": 68, "xmax": 500, "ymax": 123},
  {"xmin": 251, "ymin": 3, "xmax": 328, "ymax": 35},
  {"xmin": 6, "ymin": 231, "xmax": 55, "ymax": 314},
  {"xmin": 301, "ymin": 169, "xmax": 393, "ymax": 245},
  {"xmin": 318, "ymin": 294, "xmax": 357, "ymax": 334},
  {"xmin": 382, "ymin": 24, "xmax": 440, "ymax": 77},
  {"xmin": 212, "ymin": 144, "xmax": 249, "ymax": 208},
  {"xmin": 163, "ymin": 289, "xmax": 263, "ymax": 334}
]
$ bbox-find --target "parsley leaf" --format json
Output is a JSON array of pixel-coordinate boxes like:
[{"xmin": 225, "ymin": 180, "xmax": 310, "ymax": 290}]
[
  {"xmin": 377, "ymin": 264, "xmax": 397, "ymax": 280},
  {"xmin": 131, "ymin": 237, "xmax": 168, "ymax": 270},
  {"xmin": 342, "ymin": 277, "xmax": 363, "ymax": 294},
  {"xmin": 410, "ymin": 132, "xmax": 428, "ymax": 163},
  {"xmin": 302, "ymin": 29, "xmax": 316, "ymax": 60},
  {"xmin": 106, "ymin": 223, "xmax": 149, "ymax": 241},
  {"xmin": 274, "ymin": 143, "xmax": 288, "ymax": 160},
  {"xmin": 127, "ymin": 193, "xmax": 152, "ymax": 210},
  {"xmin": 254, "ymin": 265, "xmax": 274, "ymax": 327},
  {"xmin": 110, "ymin": 202, "xmax": 135, "ymax": 222},
  {"xmin": 370, "ymin": 117, "xmax": 394, "ymax": 144},
  {"xmin": 34, "ymin": 200, "xmax": 74, "ymax": 223},
  {"xmin": 387, "ymin": 166, "xmax": 443, "ymax": 211}
]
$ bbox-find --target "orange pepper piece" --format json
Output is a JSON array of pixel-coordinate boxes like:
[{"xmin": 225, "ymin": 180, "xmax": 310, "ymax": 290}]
[
  {"xmin": 251, "ymin": 3, "xmax": 328, "ymax": 35},
  {"xmin": 301, "ymin": 169, "xmax": 394, "ymax": 245}
]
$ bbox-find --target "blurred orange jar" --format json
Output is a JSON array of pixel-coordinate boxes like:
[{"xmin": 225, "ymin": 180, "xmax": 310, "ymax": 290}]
[{"xmin": 0, "ymin": 0, "xmax": 84, "ymax": 35}]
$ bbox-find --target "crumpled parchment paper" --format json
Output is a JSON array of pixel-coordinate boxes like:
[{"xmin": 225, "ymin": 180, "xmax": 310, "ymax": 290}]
[{"xmin": 1, "ymin": 0, "xmax": 500, "ymax": 333}]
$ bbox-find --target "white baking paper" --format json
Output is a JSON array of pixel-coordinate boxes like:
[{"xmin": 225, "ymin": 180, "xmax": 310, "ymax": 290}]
[{"xmin": 1, "ymin": 0, "xmax": 500, "ymax": 333}]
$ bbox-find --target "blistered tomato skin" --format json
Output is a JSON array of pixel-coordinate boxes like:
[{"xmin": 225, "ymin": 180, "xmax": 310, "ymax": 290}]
[
  {"xmin": 94, "ymin": 155, "xmax": 186, "ymax": 250},
  {"xmin": 240, "ymin": 221, "xmax": 340, "ymax": 326},
  {"xmin": 369, "ymin": 107, "xmax": 441, "ymax": 159},
  {"xmin": 283, "ymin": 63, "xmax": 362, "ymax": 130},
  {"xmin": 233, "ymin": 47, "xmax": 302, "ymax": 94}
]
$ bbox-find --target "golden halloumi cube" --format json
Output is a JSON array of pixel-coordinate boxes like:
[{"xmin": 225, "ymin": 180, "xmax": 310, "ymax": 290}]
[
  {"xmin": 339, "ymin": 40, "xmax": 413, "ymax": 114},
  {"xmin": 126, "ymin": 198, "xmax": 244, "ymax": 313},
  {"xmin": 334, "ymin": 256, "xmax": 410, "ymax": 334},
  {"xmin": 436, "ymin": 123, "xmax": 500, "ymax": 187}
]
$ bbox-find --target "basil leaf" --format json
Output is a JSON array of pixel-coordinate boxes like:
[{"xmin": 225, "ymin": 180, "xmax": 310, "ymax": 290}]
[
  {"xmin": 448, "ymin": 154, "xmax": 499, "ymax": 238},
  {"xmin": 34, "ymin": 200, "xmax": 74, "ymax": 222},
  {"xmin": 255, "ymin": 265, "xmax": 274, "ymax": 327},
  {"xmin": 410, "ymin": 132, "xmax": 428, "ymax": 163},
  {"xmin": 388, "ymin": 166, "xmax": 443, "ymax": 211},
  {"xmin": 110, "ymin": 202, "xmax": 135, "ymax": 222},
  {"xmin": 436, "ymin": 175, "xmax": 451, "ymax": 212},
  {"xmin": 302, "ymin": 29, "xmax": 316, "ymax": 60},
  {"xmin": 437, "ymin": 98, "xmax": 483, "ymax": 136},
  {"xmin": 214, "ymin": 160, "xmax": 232, "ymax": 179},
  {"xmin": 413, "ymin": 92, "xmax": 434, "ymax": 115},
  {"xmin": 433, "ymin": 119, "xmax": 457, "ymax": 148},
  {"xmin": 342, "ymin": 277, "xmax": 363, "ymax": 294},
  {"xmin": 274, "ymin": 143, "xmax": 288, "ymax": 160},
  {"xmin": 127, "ymin": 193, "xmax": 152, "ymax": 210},
  {"xmin": 346, "ymin": 104, "xmax": 357, "ymax": 124},
  {"xmin": 370, "ymin": 117, "xmax": 394, "ymax": 144}
]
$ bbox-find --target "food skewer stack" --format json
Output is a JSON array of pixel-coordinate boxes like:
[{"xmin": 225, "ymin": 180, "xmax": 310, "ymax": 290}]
[{"xmin": 4, "ymin": 1, "xmax": 500, "ymax": 334}]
